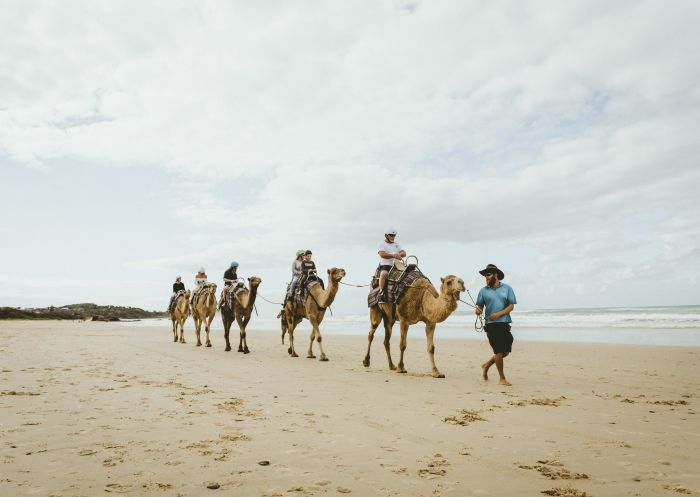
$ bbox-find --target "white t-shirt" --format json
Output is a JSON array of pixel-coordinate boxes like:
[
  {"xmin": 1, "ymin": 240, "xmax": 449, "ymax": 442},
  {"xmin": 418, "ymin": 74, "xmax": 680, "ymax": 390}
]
[{"xmin": 378, "ymin": 241, "xmax": 403, "ymax": 265}]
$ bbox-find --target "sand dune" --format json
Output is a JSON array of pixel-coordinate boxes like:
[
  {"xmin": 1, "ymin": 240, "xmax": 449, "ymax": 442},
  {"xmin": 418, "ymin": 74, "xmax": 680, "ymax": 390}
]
[{"xmin": 1, "ymin": 320, "xmax": 698, "ymax": 496}]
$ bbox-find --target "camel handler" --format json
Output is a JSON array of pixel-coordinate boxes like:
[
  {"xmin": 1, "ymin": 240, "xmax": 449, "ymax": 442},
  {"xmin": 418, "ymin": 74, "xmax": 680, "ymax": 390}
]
[
  {"xmin": 168, "ymin": 276, "xmax": 185, "ymax": 312},
  {"xmin": 191, "ymin": 267, "xmax": 208, "ymax": 304},
  {"xmin": 377, "ymin": 227, "xmax": 406, "ymax": 303},
  {"xmin": 219, "ymin": 261, "xmax": 240, "ymax": 308},
  {"xmin": 475, "ymin": 264, "xmax": 517, "ymax": 386}
]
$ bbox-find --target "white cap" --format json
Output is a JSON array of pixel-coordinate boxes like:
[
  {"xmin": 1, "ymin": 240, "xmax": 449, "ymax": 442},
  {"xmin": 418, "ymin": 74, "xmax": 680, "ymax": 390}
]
[
  {"xmin": 385, "ymin": 227, "xmax": 397, "ymax": 235},
  {"xmin": 199, "ymin": 267, "xmax": 205, "ymax": 273}
]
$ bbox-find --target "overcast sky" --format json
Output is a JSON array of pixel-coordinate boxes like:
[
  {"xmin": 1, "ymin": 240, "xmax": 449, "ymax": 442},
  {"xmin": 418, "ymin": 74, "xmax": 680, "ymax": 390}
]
[{"xmin": 1, "ymin": 0, "xmax": 699, "ymax": 315}]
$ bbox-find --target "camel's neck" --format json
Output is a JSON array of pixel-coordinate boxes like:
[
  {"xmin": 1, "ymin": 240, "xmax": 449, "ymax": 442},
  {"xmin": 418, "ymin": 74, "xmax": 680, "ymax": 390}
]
[
  {"xmin": 309, "ymin": 277, "xmax": 340, "ymax": 308},
  {"xmin": 421, "ymin": 289, "xmax": 459, "ymax": 323},
  {"xmin": 238, "ymin": 285, "xmax": 258, "ymax": 311}
]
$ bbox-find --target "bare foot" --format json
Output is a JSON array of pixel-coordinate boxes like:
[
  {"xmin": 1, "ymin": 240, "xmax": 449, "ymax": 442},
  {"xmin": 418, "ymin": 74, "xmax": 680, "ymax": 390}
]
[
  {"xmin": 481, "ymin": 362, "xmax": 490, "ymax": 381},
  {"xmin": 499, "ymin": 379, "xmax": 512, "ymax": 386}
]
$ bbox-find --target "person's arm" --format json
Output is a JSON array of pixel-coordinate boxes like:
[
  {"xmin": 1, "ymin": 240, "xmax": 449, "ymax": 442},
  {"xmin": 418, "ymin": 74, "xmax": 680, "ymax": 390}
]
[
  {"xmin": 489, "ymin": 304, "xmax": 514, "ymax": 322},
  {"xmin": 475, "ymin": 291, "xmax": 484, "ymax": 316},
  {"xmin": 378, "ymin": 250, "xmax": 403, "ymax": 260}
]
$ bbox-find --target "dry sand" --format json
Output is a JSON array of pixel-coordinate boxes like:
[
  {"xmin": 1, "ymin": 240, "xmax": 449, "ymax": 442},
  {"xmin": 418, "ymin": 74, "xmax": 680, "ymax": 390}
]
[{"xmin": 1, "ymin": 320, "xmax": 698, "ymax": 497}]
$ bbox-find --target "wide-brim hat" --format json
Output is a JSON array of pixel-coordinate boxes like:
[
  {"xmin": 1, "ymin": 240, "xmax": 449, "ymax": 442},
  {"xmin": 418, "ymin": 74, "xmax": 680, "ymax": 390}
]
[{"xmin": 479, "ymin": 264, "xmax": 505, "ymax": 280}]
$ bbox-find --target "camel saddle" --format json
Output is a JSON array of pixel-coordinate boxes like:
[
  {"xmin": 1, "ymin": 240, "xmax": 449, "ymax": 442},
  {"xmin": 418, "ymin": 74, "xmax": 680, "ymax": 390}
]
[
  {"xmin": 368, "ymin": 262, "xmax": 426, "ymax": 307},
  {"xmin": 192, "ymin": 282, "xmax": 216, "ymax": 307},
  {"xmin": 169, "ymin": 289, "xmax": 187, "ymax": 312},
  {"xmin": 223, "ymin": 281, "xmax": 247, "ymax": 309},
  {"xmin": 287, "ymin": 274, "xmax": 325, "ymax": 308}
]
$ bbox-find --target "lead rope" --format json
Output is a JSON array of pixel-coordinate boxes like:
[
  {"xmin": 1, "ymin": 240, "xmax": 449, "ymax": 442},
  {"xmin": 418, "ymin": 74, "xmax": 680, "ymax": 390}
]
[
  {"xmin": 257, "ymin": 293, "xmax": 285, "ymax": 306},
  {"xmin": 459, "ymin": 289, "xmax": 484, "ymax": 332}
]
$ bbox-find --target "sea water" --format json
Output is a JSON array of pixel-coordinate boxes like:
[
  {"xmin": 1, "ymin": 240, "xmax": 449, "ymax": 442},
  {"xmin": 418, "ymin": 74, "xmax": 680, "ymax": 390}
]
[{"xmin": 123, "ymin": 305, "xmax": 700, "ymax": 347}]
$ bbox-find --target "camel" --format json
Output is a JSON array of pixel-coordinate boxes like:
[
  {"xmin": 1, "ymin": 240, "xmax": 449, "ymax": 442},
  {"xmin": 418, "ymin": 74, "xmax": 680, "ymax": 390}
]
[
  {"xmin": 221, "ymin": 277, "xmax": 261, "ymax": 353},
  {"xmin": 280, "ymin": 268, "xmax": 346, "ymax": 361},
  {"xmin": 191, "ymin": 283, "xmax": 217, "ymax": 347},
  {"xmin": 363, "ymin": 275, "xmax": 465, "ymax": 378},
  {"xmin": 169, "ymin": 290, "xmax": 190, "ymax": 343}
]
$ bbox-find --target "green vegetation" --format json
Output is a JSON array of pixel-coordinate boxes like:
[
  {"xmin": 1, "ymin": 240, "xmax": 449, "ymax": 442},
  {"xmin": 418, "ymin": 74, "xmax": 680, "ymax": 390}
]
[{"xmin": 0, "ymin": 303, "xmax": 167, "ymax": 321}]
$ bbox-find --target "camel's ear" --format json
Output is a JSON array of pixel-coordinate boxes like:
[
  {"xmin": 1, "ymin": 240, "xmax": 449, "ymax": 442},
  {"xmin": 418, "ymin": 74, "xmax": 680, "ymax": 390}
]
[
  {"xmin": 440, "ymin": 277, "xmax": 445, "ymax": 283},
  {"xmin": 327, "ymin": 269, "xmax": 331, "ymax": 275},
  {"xmin": 248, "ymin": 277, "xmax": 251, "ymax": 282}
]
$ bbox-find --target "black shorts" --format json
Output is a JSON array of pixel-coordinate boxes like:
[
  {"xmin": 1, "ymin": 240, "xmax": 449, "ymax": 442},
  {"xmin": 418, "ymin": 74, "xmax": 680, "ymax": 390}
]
[
  {"xmin": 485, "ymin": 322, "xmax": 513, "ymax": 354},
  {"xmin": 378, "ymin": 264, "xmax": 392, "ymax": 273}
]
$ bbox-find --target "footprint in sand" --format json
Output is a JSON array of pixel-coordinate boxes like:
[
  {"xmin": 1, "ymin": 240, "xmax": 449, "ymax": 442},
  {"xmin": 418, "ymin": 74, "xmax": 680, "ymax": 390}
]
[
  {"xmin": 417, "ymin": 453, "xmax": 450, "ymax": 478},
  {"xmin": 443, "ymin": 409, "xmax": 485, "ymax": 426},
  {"xmin": 104, "ymin": 483, "xmax": 133, "ymax": 493},
  {"xmin": 518, "ymin": 460, "xmax": 589, "ymax": 480}
]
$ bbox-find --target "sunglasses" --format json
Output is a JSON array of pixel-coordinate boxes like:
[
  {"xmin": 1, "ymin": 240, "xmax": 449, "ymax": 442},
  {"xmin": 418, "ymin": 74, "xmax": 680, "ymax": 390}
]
[
  {"xmin": 387, "ymin": 234, "xmax": 396, "ymax": 237},
  {"xmin": 483, "ymin": 273, "xmax": 493, "ymax": 277}
]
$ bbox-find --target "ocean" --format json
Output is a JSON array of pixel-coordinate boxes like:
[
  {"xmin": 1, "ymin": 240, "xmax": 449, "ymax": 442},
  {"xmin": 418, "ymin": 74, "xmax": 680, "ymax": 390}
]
[{"xmin": 123, "ymin": 305, "xmax": 700, "ymax": 347}]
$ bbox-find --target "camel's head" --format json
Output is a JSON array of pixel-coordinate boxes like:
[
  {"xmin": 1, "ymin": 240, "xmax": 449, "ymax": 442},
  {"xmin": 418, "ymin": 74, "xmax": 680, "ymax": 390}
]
[
  {"xmin": 248, "ymin": 276, "xmax": 262, "ymax": 288},
  {"xmin": 440, "ymin": 275, "xmax": 465, "ymax": 299},
  {"xmin": 184, "ymin": 290, "xmax": 191, "ymax": 299},
  {"xmin": 327, "ymin": 267, "xmax": 346, "ymax": 283}
]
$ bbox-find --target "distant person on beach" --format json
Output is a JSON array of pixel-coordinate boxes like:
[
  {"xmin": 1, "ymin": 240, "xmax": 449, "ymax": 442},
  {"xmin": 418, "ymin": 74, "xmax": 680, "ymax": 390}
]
[
  {"xmin": 377, "ymin": 228, "xmax": 406, "ymax": 303},
  {"xmin": 191, "ymin": 267, "xmax": 208, "ymax": 304},
  {"xmin": 169, "ymin": 276, "xmax": 185, "ymax": 311},
  {"xmin": 475, "ymin": 264, "xmax": 517, "ymax": 386}
]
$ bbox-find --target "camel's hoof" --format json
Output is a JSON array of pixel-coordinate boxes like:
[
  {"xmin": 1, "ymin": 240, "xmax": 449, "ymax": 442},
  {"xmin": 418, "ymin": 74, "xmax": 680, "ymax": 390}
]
[
  {"xmin": 225, "ymin": 346, "xmax": 231, "ymax": 352},
  {"xmin": 307, "ymin": 354, "xmax": 316, "ymax": 359},
  {"xmin": 389, "ymin": 365, "xmax": 397, "ymax": 371},
  {"xmin": 397, "ymin": 368, "xmax": 407, "ymax": 374},
  {"xmin": 363, "ymin": 359, "xmax": 370, "ymax": 368},
  {"xmin": 320, "ymin": 355, "xmax": 328, "ymax": 362},
  {"xmin": 287, "ymin": 347, "xmax": 292, "ymax": 355},
  {"xmin": 238, "ymin": 347, "xmax": 244, "ymax": 352},
  {"xmin": 244, "ymin": 348, "xmax": 250, "ymax": 354},
  {"xmin": 206, "ymin": 343, "xmax": 211, "ymax": 348},
  {"xmin": 291, "ymin": 352, "xmax": 299, "ymax": 358},
  {"xmin": 433, "ymin": 372, "xmax": 445, "ymax": 379}
]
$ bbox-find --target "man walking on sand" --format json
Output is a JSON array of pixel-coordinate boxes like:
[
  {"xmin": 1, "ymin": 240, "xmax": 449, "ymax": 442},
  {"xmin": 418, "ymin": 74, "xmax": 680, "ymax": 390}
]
[{"xmin": 475, "ymin": 264, "xmax": 517, "ymax": 386}]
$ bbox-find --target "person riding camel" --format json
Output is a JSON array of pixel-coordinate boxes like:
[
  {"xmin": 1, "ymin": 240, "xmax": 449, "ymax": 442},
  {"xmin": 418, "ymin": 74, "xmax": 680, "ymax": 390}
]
[
  {"xmin": 219, "ymin": 261, "xmax": 240, "ymax": 309},
  {"xmin": 191, "ymin": 267, "xmax": 208, "ymax": 304},
  {"xmin": 377, "ymin": 227, "xmax": 406, "ymax": 303},
  {"xmin": 295, "ymin": 250, "xmax": 317, "ymax": 294},
  {"xmin": 287, "ymin": 250, "xmax": 305, "ymax": 303},
  {"xmin": 168, "ymin": 276, "xmax": 185, "ymax": 312}
]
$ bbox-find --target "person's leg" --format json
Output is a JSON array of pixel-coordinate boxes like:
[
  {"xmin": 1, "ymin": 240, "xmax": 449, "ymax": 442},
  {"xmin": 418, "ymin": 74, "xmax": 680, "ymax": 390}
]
[
  {"xmin": 378, "ymin": 270, "xmax": 389, "ymax": 302},
  {"xmin": 481, "ymin": 356, "xmax": 495, "ymax": 380},
  {"xmin": 493, "ymin": 352, "xmax": 511, "ymax": 386}
]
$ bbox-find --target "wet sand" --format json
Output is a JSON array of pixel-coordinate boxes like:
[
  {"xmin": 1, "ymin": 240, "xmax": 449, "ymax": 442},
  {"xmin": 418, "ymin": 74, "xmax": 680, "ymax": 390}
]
[{"xmin": 1, "ymin": 320, "xmax": 698, "ymax": 497}]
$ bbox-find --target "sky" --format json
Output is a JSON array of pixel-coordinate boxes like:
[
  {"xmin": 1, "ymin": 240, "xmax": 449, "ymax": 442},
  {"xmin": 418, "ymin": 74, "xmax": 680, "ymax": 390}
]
[{"xmin": 1, "ymin": 0, "xmax": 699, "ymax": 315}]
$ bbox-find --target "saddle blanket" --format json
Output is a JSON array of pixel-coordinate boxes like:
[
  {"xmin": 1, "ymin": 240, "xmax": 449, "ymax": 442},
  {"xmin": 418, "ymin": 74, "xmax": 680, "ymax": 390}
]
[{"xmin": 367, "ymin": 268, "xmax": 428, "ymax": 307}]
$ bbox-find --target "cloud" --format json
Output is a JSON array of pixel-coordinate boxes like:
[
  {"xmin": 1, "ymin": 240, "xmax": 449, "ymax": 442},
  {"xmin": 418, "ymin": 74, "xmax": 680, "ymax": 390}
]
[{"xmin": 1, "ymin": 1, "xmax": 699, "ymax": 309}]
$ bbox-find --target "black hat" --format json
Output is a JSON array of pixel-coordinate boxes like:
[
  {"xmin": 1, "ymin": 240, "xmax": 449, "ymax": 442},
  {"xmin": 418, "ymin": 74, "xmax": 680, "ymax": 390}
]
[{"xmin": 479, "ymin": 264, "xmax": 504, "ymax": 280}]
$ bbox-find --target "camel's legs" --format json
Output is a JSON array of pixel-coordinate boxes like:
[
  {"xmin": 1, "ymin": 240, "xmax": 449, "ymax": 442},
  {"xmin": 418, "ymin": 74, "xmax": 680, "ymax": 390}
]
[
  {"xmin": 236, "ymin": 313, "xmax": 249, "ymax": 353},
  {"xmin": 171, "ymin": 318, "xmax": 177, "ymax": 342},
  {"xmin": 306, "ymin": 325, "xmax": 316, "ymax": 359},
  {"xmin": 204, "ymin": 313, "xmax": 214, "ymax": 347},
  {"xmin": 425, "ymin": 323, "xmax": 444, "ymax": 378},
  {"xmin": 363, "ymin": 306, "xmax": 382, "ymax": 367},
  {"xmin": 194, "ymin": 314, "xmax": 202, "ymax": 347},
  {"xmin": 397, "ymin": 320, "xmax": 409, "ymax": 374},
  {"xmin": 178, "ymin": 318, "xmax": 186, "ymax": 343},
  {"xmin": 383, "ymin": 317, "xmax": 396, "ymax": 371},
  {"xmin": 285, "ymin": 306, "xmax": 299, "ymax": 357},
  {"xmin": 308, "ymin": 318, "xmax": 328, "ymax": 361},
  {"xmin": 223, "ymin": 312, "xmax": 232, "ymax": 351}
]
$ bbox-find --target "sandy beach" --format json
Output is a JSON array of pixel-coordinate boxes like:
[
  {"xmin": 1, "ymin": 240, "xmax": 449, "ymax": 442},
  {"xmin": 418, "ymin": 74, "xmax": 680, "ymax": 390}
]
[{"xmin": 1, "ymin": 320, "xmax": 698, "ymax": 497}]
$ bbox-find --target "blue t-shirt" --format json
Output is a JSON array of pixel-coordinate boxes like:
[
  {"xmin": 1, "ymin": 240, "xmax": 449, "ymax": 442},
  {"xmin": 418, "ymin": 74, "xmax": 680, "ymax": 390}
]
[{"xmin": 476, "ymin": 283, "xmax": 517, "ymax": 324}]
